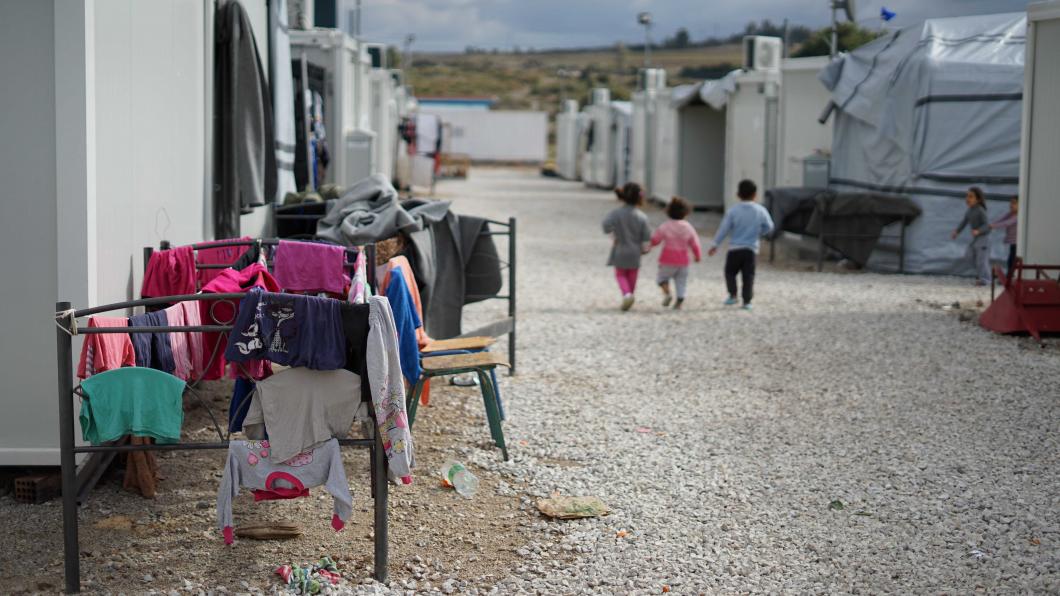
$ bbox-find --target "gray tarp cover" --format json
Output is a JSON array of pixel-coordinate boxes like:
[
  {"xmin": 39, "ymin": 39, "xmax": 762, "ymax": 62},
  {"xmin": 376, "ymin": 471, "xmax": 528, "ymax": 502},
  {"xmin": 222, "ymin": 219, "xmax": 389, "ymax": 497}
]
[
  {"xmin": 671, "ymin": 70, "xmax": 741, "ymax": 109},
  {"xmin": 316, "ymin": 176, "xmax": 504, "ymax": 339},
  {"xmin": 316, "ymin": 174, "xmax": 449, "ymax": 245},
  {"xmin": 767, "ymin": 188, "xmax": 922, "ymax": 267},
  {"xmin": 819, "ymin": 12, "xmax": 1025, "ymax": 274}
]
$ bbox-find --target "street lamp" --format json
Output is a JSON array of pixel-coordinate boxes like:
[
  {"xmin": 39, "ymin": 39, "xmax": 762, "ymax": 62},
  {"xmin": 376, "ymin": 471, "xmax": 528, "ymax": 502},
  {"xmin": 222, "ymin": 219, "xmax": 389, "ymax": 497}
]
[
  {"xmin": 403, "ymin": 34, "xmax": 416, "ymax": 70},
  {"xmin": 637, "ymin": 12, "xmax": 653, "ymax": 68},
  {"xmin": 829, "ymin": 0, "xmax": 856, "ymax": 57}
]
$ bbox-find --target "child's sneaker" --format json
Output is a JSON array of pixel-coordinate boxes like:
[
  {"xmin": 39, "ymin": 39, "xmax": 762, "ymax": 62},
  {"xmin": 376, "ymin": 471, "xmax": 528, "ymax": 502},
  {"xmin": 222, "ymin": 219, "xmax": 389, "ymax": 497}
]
[
  {"xmin": 673, "ymin": 298, "xmax": 684, "ymax": 310},
  {"xmin": 662, "ymin": 294, "xmax": 672, "ymax": 307},
  {"xmin": 621, "ymin": 294, "xmax": 635, "ymax": 311},
  {"xmin": 742, "ymin": 303, "xmax": 753, "ymax": 311},
  {"xmin": 723, "ymin": 296, "xmax": 738, "ymax": 306}
]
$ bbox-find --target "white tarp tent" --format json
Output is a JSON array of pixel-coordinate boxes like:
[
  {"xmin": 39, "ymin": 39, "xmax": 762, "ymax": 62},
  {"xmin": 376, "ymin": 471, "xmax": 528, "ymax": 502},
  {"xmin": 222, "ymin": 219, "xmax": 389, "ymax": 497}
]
[{"xmin": 821, "ymin": 12, "xmax": 1026, "ymax": 274}]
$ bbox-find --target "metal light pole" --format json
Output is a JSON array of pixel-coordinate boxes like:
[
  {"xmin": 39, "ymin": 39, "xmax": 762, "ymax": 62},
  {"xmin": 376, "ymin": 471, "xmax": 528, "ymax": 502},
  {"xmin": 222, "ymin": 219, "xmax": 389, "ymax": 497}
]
[
  {"xmin": 638, "ymin": 12, "xmax": 653, "ymax": 68},
  {"xmin": 830, "ymin": 1, "xmax": 839, "ymax": 57},
  {"xmin": 403, "ymin": 34, "xmax": 415, "ymax": 70}
]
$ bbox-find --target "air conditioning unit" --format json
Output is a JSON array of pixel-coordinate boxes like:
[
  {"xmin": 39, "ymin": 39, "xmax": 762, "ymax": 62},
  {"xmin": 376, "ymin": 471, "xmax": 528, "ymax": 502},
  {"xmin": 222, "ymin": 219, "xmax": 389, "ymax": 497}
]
[
  {"xmin": 743, "ymin": 36, "xmax": 782, "ymax": 72},
  {"xmin": 637, "ymin": 68, "xmax": 667, "ymax": 91},
  {"xmin": 364, "ymin": 43, "xmax": 386, "ymax": 69},
  {"xmin": 591, "ymin": 88, "xmax": 610, "ymax": 105}
]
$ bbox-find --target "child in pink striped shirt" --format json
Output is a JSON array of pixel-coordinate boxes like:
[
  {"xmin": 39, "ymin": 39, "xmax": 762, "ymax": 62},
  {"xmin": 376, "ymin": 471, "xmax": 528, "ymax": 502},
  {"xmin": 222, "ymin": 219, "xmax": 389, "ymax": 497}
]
[{"xmin": 650, "ymin": 197, "xmax": 702, "ymax": 309}]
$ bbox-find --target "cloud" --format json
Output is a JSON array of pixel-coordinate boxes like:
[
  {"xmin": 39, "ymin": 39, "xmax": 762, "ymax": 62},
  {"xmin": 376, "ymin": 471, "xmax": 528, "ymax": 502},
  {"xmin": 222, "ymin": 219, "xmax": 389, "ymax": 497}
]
[{"xmin": 350, "ymin": 0, "xmax": 1031, "ymax": 51}]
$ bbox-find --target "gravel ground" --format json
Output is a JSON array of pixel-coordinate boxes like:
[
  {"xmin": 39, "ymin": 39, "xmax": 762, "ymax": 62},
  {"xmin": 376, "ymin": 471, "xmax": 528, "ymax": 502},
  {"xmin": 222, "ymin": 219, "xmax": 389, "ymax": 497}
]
[
  {"xmin": 443, "ymin": 169, "xmax": 1060, "ymax": 594},
  {"xmin": 2, "ymin": 167, "xmax": 1058, "ymax": 594}
]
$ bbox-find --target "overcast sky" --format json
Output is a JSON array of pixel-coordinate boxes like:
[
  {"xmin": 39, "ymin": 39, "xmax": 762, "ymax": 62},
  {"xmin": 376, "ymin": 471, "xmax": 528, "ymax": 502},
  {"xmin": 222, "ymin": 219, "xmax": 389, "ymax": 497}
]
[{"xmin": 350, "ymin": 0, "xmax": 1031, "ymax": 52}]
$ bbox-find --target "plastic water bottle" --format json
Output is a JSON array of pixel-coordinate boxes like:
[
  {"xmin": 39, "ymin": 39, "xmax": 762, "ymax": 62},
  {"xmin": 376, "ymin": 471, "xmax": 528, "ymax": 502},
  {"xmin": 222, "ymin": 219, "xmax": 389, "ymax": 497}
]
[{"xmin": 438, "ymin": 459, "xmax": 479, "ymax": 498}]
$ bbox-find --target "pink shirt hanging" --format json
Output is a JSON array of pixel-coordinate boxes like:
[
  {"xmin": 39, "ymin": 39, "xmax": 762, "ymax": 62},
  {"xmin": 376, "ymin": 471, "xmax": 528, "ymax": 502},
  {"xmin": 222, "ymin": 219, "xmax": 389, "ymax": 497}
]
[
  {"xmin": 76, "ymin": 317, "xmax": 136, "ymax": 379},
  {"xmin": 142, "ymin": 246, "xmax": 197, "ymax": 298},
  {"xmin": 273, "ymin": 240, "xmax": 348, "ymax": 295}
]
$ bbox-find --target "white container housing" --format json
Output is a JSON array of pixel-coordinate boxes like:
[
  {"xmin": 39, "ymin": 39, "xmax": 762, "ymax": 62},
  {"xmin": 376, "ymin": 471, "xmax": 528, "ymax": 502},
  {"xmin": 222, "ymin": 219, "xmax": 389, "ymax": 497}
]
[
  {"xmin": 611, "ymin": 101, "xmax": 634, "ymax": 187},
  {"xmin": 656, "ymin": 63, "xmax": 781, "ymax": 210},
  {"xmin": 369, "ymin": 68, "xmax": 398, "ymax": 181},
  {"xmin": 555, "ymin": 100, "xmax": 581, "ymax": 179},
  {"xmin": 1019, "ymin": 1, "xmax": 1060, "ymax": 265},
  {"xmin": 289, "ymin": 28, "xmax": 376, "ymax": 188},
  {"xmin": 0, "ymin": 0, "xmax": 275, "ymax": 464},
  {"xmin": 582, "ymin": 88, "xmax": 614, "ymax": 188},
  {"xmin": 651, "ymin": 87, "xmax": 680, "ymax": 203},
  {"xmin": 630, "ymin": 69, "xmax": 667, "ymax": 197},
  {"xmin": 776, "ymin": 57, "xmax": 833, "ymax": 188},
  {"xmin": 425, "ymin": 109, "xmax": 548, "ymax": 162}
]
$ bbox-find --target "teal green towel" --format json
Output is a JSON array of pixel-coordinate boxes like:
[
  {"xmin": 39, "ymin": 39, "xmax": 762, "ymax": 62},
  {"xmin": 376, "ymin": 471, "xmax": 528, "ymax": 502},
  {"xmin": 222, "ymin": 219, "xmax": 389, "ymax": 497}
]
[{"xmin": 79, "ymin": 367, "xmax": 185, "ymax": 445}]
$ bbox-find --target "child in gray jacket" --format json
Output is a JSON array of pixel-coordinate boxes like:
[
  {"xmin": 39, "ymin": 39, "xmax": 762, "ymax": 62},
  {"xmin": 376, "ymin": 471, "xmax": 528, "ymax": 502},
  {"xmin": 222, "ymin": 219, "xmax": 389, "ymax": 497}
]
[
  {"xmin": 951, "ymin": 186, "xmax": 992, "ymax": 285},
  {"xmin": 603, "ymin": 182, "xmax": 652, "ymax": 311}
]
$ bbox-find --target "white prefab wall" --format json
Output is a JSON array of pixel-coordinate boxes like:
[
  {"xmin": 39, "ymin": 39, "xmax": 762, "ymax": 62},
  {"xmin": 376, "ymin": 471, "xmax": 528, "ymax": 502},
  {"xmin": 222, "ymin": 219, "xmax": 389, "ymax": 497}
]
[
  {"xmin": 0, "ymin": 0, "xmax": 61, "ymax": 466},
  {"xmin": 724, "ymin": 74, "xmax": 774, "ymax": 209},
  {"xmin": 428, "ymin": 110, "xmax": 548, "ymax": 162},
  {"xmin": 777, "ymin": 58, "xmax": 832, "ymax": 187},
  {"xmin": 556, "ymin": 107, "xmax": 580, "ymax": 180},
  {"xmin": 94, "ymin": 0, "xmax": 211, "ymax": 306},
  {"xmin": 630, "ymin": 93, "xmax": 648, "ymax": 188},
  {"xmin": 1020, "ymin": 5, "xmax": 1060, "ymax": 264},
  {"xmin": 652, "ymin": 89, "xmax": 679, "ymax": 202}
]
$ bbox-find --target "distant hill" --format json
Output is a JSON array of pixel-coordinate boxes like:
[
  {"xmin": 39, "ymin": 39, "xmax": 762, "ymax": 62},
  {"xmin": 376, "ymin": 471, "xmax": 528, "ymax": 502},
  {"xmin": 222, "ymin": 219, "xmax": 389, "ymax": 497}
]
[{"xmin": 406, "ymin": 44, "xmax": 744, "ymax": 113}]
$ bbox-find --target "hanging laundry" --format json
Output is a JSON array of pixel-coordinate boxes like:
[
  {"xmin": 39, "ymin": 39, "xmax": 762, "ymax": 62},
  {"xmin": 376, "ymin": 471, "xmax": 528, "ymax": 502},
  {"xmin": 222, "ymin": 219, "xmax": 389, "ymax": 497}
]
[
  {"xmin": 79, "ymin": 367, "xmax": 186, "ymax": 445},
  {"xmin": 347, "ymin": 248, "xmax": 369, "ymax": 304},
  {"xmin": 339, "ymin": 302, "xmax": 372, "ymax": 406},
  {"xmin": 180, "ymin": 300, "xmax": 205, "ymax": 379},
  {"xmin": 253, "ymin": 471, "xmax": 309, "ymax": 501},
  {"xmin": 241, "ymin": 367, "xmax": 361, "ymax": 464},
  {"xmin": 367, "ymin": 296, "xmax": 414, "ymax": 483},
  {"xmin": 228, "ymin": 377, "xmax": 258, "ymax": 434},
  {"xmin": 214, "ymin": 0, "xmax": 277, "ymax": 238},
  {"xmin": 217, "ymin": 438, "xmax": 352, "ymax": 545},
  {"xmin": 225, "ymin": 288, "xmax": 346, "ymax": 371},
  {"xmin": 380, "ymin": 255, "xmax": 431, "ymax": 347},
  {"xmin": 163, "ymin": 304, "xmax": 194, "ymax": 381},
  {"xmin": 141, "ymin": 245, "xmax": 197, "ymax": 298},
  {"xmin": 76, "ymin": 316, "xmax": 136, "ymax": 379},
  {"xmin": 128, "ymin": 311, "xmax": 176, "ymax": 374},
  {"xmin": 384, "ymin": 269, "xmax": 422, "ymax": 386},
  {"xmin": 273, "ymin": 240, "xmax": 348, "ymax": 295},
  {"xmin": 200, "ymin": 263, "xmax": 279, "ymax": 381},
  {"xmin": 229, "ymin": 242, "xmax": 262, "ymax": 272},
  {"xmin": 195, "ymin": 237, "xmax": 252, "ymax": 287}
]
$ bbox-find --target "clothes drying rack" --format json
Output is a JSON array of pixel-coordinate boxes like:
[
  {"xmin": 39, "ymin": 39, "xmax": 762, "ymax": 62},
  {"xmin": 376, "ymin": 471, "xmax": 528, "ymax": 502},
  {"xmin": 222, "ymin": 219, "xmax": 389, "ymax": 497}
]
[
  {"xmin": 54, "ymin": 247, "xmax": 393, "ymax": 595},
  {"xmin": 460, "ymin": 218, "xmax": 517, "ymax": 375}
]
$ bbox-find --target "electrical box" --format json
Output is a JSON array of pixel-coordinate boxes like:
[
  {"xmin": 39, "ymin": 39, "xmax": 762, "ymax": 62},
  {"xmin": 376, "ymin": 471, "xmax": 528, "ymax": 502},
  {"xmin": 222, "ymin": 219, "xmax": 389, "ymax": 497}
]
[{"xmin": 803, "ymin": 155, "xmax": 831, "ymax": 189}]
